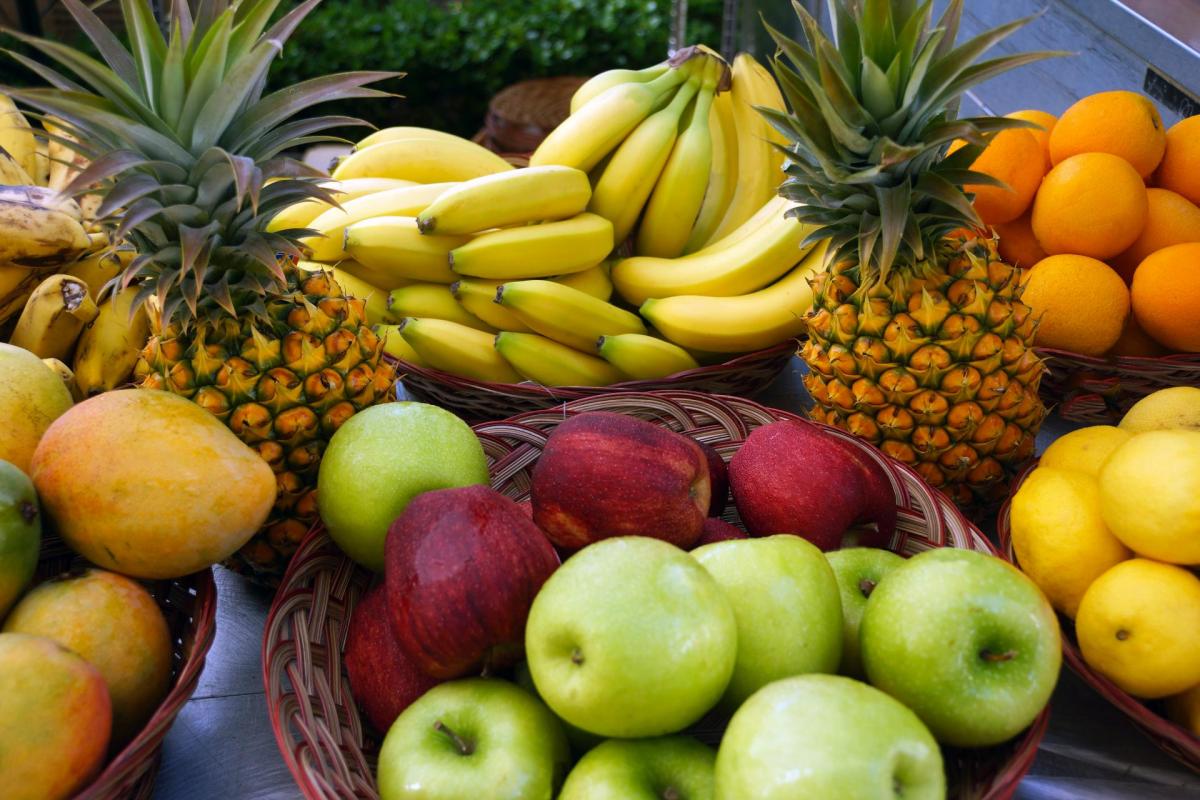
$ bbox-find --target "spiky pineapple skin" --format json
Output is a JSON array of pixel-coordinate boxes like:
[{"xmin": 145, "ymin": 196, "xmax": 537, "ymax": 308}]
[
  {"xmin": 138, "ymin": 265, "xmax": 396, "ymax": 582},
  {"xmin": 802, "ymin": 231, "xmax": 1045, "ymax": 506}
]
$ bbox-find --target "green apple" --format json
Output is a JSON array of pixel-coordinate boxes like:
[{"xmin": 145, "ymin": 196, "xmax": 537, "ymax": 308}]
[
  {"xmin": 317, "ymin": 401, "xmax": 489, "ymax": 570},
  {"xmin": 692, "ymin": 535, "xmax": 842, "ymax": 708},
  {"xmin": 525, "ymin": 537, "xmax": 736, "ymax": 738},
  {"xmin": 825, "ymin": 547, "xmax": 905, "ymax": 678},
  {"xmin": 860, "ymin": 548, "xmax": 1062, "ymax": 747},
  {"xmin": 715, "ymin": 674, "xmax": 944, "ymax": 800},
  {"xmin": 377, "ymin": 678, "xmax": 569, "ymax": 800},
  {"xmin": 559, "ymin": 736, "xmax": 715, "ymax": 800},
  {"xmin": 512, "ymin": 660, "xmax": 602, "ymax": 756}
]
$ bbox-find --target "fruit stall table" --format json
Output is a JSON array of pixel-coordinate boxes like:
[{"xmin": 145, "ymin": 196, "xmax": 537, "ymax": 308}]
[{"xmin": 145, "ymin": 360, "xmax": 1200, "ymax": 800}]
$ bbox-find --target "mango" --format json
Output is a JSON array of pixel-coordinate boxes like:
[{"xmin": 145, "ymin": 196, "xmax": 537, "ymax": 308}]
[
  {"xmin": 0, "ymin": 459, "xmax": 40, "ymax": 618},
  {"xmin": 0, "ymin": 342, "xmax": 73, "ymax": 474},
  {"xmin": 30, "ymin": 389, "xmax": 276, "ymax": 579}
]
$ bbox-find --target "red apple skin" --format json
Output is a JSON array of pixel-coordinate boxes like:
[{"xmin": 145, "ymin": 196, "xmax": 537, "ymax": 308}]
[
  {"xmin": 516, "ymin": 499, "xmax": 534, "ymax": 518},
  {"xmin": 692, "ymin": 517, "xmax": 748, "ymax": 548},
  {"xmin": 699, "ymin": 442, "xmax": 730, "ymax": 517},
  {"xmin": 385, "ymin": 485, "xmax": 560, "ymax": 679},
  {"xmin": 531, "ymin": 412, "xmax": 710, "ymax": 549},
  {"xmin": 728, "ymin": 420, "xmax": 897, "ymax": 551},
  {"xmin": 345, "ymin": 584, "xmax": 442, "ymax": 733}
]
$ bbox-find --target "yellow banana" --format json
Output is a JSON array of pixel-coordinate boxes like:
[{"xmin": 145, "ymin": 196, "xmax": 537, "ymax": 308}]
[
  {"xmin": 333, "ymin": 258, "xmax": 412, "ymax": 292},
  {"xmin": 415, "ymin": 166, "xmax": 591, "ymax": 235},
  {"xmin": 41, "ymin": 357, "xmax": 82, "ymax": 401},
  {"xmin": 449, "ymin": 279, "xmax": 532, "ymax": 332},
  {"xmin": 377, "ymin": 325, "xmax": 426, "ymax": 366},
  {"xmin": 72, "ymin": 288, "xmax": 151, "ymax": 396},
  {"xmin": 700, "ymin": 196, "xmax": 792, "ymax": 255},
  {"xmin": 0, "ymin": 147, "xmax": 34, "ymax": 185},
  {"xmin": 494, "ymin": 331, "xmax": 625, "ymax": 387},
  {"xmin": 686, "ymin": 89, "xmax": 739, "ymax": 251},
  {"xmin": 449, "ymin": 212, "xmax": 613, "ymax": 280},
  {"xmin": 387, "ymin": 282, "xmax": 495, "ymax": 332},
  {"xmin": 0, "ymin": 94, "xmax": 38, "ymax": 182},
  {"xmin": 331, "ymin": 136, "xmax": 514, "ymax": 183},
  {"xmin": 570, "ymin": 63, "xmax": 670, "ymax": 114},
  {"xmin": 640, "ymin": 242, "xmax": 827, "ymax": 353},
  {"xmin": 530, "ymin": 64, "xmax": 690, "ymax": 172},
  {"xmin": 33, "ymin": 139, "xmax": 49, "ymax": 187},
  {"xmin": 0, "ymin": 186, "xmax": 91, "ymax": 266},
  {"xmin": 297, "ymin": 260, "xmax": 389, "ymax": 326},
  {"xmin": 65, "ymin": 247, "xmax": 132, "ymax": 301},
  {"xmin": 344, "ymin": 216, "xmax": 465, "ymax": 284},
  {"xmin": 45, "ymin": 117, "xmax": 90, "ymax": 193},
  {"xmin": 354, "ymin": 126, "xmax": 481, "ymax": 153},
  {"xmin": 9, "ymin": 274, "xmax": 98, "ymax": 360},
  {"xmin": 398, "ymin": 317, "xmax": 521, "ymax": 383},
  {"xmin": 266, "ymin": 178, "xmax": 416, "ymax": 233},
  {"xmin": 589, "ymin": 77, "xmax": 699, "ymax": 245},
  {"xmin": 554, "ymin": 262, "xmax": 612, "ymax": 300},
  {"xmin": 302, "ymin": 182, "xmax": 457, "ymax": 262},
  {"xmin": 495, "ymin": 279, "xmax": 645, "ymax": 352},
  {"xmin": 0, "ymin": 263, "xmax": 56, "ymax": 325},
  {"xmin": 597, "ymin": 333, "xmax": 701, "ymax": 379},
  {"xmin": 613, "ymin": 210, "xmax": 814, "ymax": 305},
  {"xmin": 707, "ymin": 53, "xmax": 787, "ymax": 242}
]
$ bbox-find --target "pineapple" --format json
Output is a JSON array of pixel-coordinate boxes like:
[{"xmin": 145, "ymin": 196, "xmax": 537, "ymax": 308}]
[
  {"xmin": 763, "ymin": 0, "xmax": 1061, "ymax": 506},
  {"xmin": 11, "ymin": 0, "xmax": 399, "ymax": 582}
]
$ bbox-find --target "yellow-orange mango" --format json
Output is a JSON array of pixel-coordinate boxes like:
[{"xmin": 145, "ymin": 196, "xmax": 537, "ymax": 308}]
[{"xmin": 0, "ymin": 343, "xmax": 73, "ymax": 474}]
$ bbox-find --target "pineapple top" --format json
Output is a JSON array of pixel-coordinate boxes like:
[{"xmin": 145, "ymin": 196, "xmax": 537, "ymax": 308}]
[
  {"xmin": 5, "ymin": 0, "xmax": 398, "ymax": 332},
  {"xmin": 764, "ymin": 0, "xmax": 1062, "ymax": 284}
]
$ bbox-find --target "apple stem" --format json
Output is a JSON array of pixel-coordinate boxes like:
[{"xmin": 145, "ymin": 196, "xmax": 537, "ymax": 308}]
[
  {"xmin": 433, "ymin": 720, "xmax": 475, "ymax": 756},
  {"xmin": 857, "ymin": 578, "xmax": 877, "ymax": 598},
  {"xmin": 571, "ymin": 647, "xmax": 585, "ymax": 666},
  {"xmin": 980, "ymin": 648, "xmax": 1016, "ymax": 663},
  {"xmin": 662, "ymin": 788, "xmax": 681, "ymax": 800}
]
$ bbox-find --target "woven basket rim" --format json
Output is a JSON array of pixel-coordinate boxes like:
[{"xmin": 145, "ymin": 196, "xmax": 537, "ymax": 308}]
[{"xmin": 1036, "ymin": 347, "xmax": 1200, "ymax": 368}]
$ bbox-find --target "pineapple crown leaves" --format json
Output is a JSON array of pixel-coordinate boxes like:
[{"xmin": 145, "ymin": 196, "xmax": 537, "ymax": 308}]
[
  {"xmin": 764, "ymin": 0, "xmax": 1066, "ymax": 285},
  {"xmin": 1, "ymin": 0, "xmax": 402, "ymax": 330}
]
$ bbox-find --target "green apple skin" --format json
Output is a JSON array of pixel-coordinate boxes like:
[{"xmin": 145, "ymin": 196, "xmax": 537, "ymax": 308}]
[
  {"xmin": 692, "ymin": 535, "xmax": 842, "ymax": 709},
  {"xmin": 860, "ymin": 548, "xmax": 1062, "ymax": 747},
  {"xmin": 825, "ymin": 548, "xmax": 905, "ymax": 678},
  {"xmin": 317, "ymin": 402, "xmax": 489, "ymax": 570},
  {"xmin": 512, "ymin": 660, "xmax": 602, "ymax": 756},
  {"xmin": 377, "ymin": 678, "xmax": 569, "ymax": 800},
  {"xmin": 525, "ymin": 537, "xmax": 737, "ymax": 738},
  {"xmin": 559, "ymin": 736, "xmax": 715, "ymax": 800},
  {"xmin": 714, "ymin": 674, "xmax": 945, "ymax": 800}
]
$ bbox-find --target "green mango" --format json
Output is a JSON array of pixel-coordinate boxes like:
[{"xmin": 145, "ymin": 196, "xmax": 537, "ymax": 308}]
[{"xmin": 0, "ymin": 459, "xmax": 40, "ymax": 620}]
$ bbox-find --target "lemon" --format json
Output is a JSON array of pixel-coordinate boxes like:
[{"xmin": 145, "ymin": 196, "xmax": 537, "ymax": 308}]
[
  {"xmin": 1040, "ymin": 426, "xmax": 1131, "ymax": 477},
  {"xmin": 1120, "ymin": 386, "xmax": 1200, "ymax": 433},
  {"xmin": 1009, "ymin": 467, "xmax": 1130, "ymax": 617},
  {"xmin": 1098, "ymin": 430, "xmax": 1200, "ymax": 564},
  {"xmin": 1075, "ymin": 559, "xmax": 1200, "ymax": 698},
  {"xmin": 1166, "ymin": 683, "xmax": 1200, "ymax": 736}
]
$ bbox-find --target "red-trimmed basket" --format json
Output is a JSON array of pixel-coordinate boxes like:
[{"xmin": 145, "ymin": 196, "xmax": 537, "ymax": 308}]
[
  {"xmin": 1037, "ymin": 348, "xmax": 1200, "ymax": 424},
  {"xmin": 998, "ymin": 466, "xmax": 1200, "ymax": 772},
  {"xmin": 392, "ymin": 340, "xmax": 797, "ymax": 421},
  {"xmin": 263, "ymin": 390, "xmax": 1048, "ymax": 799},
  {"xmin": 33, "ymin": 534, "xmax": 217, "ymax": 799}
]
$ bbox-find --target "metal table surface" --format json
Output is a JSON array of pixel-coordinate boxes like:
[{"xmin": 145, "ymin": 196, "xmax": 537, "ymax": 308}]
[{"xmin": 150, "ymin": 361, "xmax": 1200, "ymax": 800}]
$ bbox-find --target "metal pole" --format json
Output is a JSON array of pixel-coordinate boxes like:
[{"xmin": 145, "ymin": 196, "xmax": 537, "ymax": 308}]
[
  {"xmin": 670, "ymin": 0, "xmax": 689, "ymax": 54},
  {"xmin": 721, "ymin": 0, "xmax": 738, "ymax": 60}
]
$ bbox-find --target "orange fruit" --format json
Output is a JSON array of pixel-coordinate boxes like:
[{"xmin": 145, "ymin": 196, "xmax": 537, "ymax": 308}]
[
  {"xmin": 1007, "ymin": 109, "xmax": 1056, "ymax": 169},
  {"xmin": 994, "ymin": 211, "xmax": 1048, "ymax": 268},
  {"xmin": 1108, "ymin": 314, "xmax": 1171, "ymax": 358},
  {"xmin": 1131, "ymin": 242, "xmax": 1200, "ymax": 352},
  {"xmin": 958, "ymin": 128, "xmax": 1044, "ymax": 225},
  {"xmin": 1031, "ymin": 152, "xmax": 1148, "ymax": 259},
  {"xmin": 1112, "ymin": 188, "xmax": 1200, "ymax": 280},
  {"xmin": 1049, "ymin": 90, "xmax": 1167, "ymax": 177},
  {"xmin": 1155, "ymin": 116, "xmax": 1200, "ymax": 206},
  {"xmin": 1022, "ymin": 254, "xmax": 1130, "ymax": 355}
]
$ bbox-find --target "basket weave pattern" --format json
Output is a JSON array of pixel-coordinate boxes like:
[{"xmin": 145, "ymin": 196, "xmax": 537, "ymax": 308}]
[
  {"xmin": 1037, "ymin": 348, "xmax": 1200, "ymax": 424},
  {"xmin": 34, "ymin": 536, "xmax": 217, "ymax": 800}
]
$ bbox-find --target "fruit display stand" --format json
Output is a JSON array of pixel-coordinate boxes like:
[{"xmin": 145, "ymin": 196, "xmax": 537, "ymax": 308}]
[
  {"xmin": 997, "ymin": 469, "xmax": 1200, "ymax": 772},
  {"xmin": 262, "ymin": 391, "xmax": 1048, "ymax": 799},
  {"xmin": 35, "ymin": 535, "xmax": 216, "ymax": 799},
  {"xmin": 1036, "ymin": 349, "xmax": 1200, "ymax": 424}
]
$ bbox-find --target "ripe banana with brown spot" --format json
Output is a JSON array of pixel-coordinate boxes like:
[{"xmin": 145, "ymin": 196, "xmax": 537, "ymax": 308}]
[
  {"xmin": 0, "ymin": 94, "xmax": 38, "ymax": 182},
  {"xmin": 9, "ymin": 274, "xmax": 98, "ymax": 360},
  {"xmin": 0, "ymin": 147, "xmax": 35, "ymax": 185},
  {"xmin": 397, "ymin": 317, "xmax": 521, "ymax": 383},
  {"xmin": 72, "ymin": 288, "xmax": 151, "ymax": 397},
  {"xmin": 0, "ymin": 262, "xmax": 56, "ymax": 325},
  {"xmin": 42, "ymin": 357, "xmax": 82, "ymax": 401},
  {"xmin": 495, "ymin": 279, "xmax": 645, "ymax": 352},
  {"xmin": 494, "ymin": 332, "xmax": 625, "ymax": 387},
  {"xmin": 302, "ymin": 182, "xmax": 457, "ymax": 262},
  {"xmin": 0, "ymin": 186, "xmax": 91, "ymax": 266},
  {"xmin": 65, "ymin": 247, "xmax": 132, "ymax": 301}
]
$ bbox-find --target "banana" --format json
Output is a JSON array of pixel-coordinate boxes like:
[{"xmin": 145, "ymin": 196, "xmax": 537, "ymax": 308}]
[
  {"xmin": 45, "ymin": 117, "xmax": 90, "ymax": 194},
  {"xmin": 354, "ymin": 126, "xmax": 482, "ymax": 153},
  {"xmin": 449, "ymin": 212, "xmax": 613, "ymax": 280},
  {"xmin": 41, "ymin": 357, "xmax": 82, "ymax": 401},
  {"xmin": 0, "ymin": 147, "xmax": 35, "ymax": 185},
  {"xmin": 0, "ymin": 94, "xmax": 38, "ymax": 183},
  {"xmin": 331, "ymin": 136, "xmax": 514, "ymax": 183},
  {"xmin": 72, "ymin": 288, "xmax": 151, "ymax": 396},
  {"xmin": 554, "ymin": 262, "xmax": 612, "ymax": 300},
  {"xmin": 297, "ymin": 260, "xmax": 389, "ymax": 326},
  {"xmin": 449, "ymin": 279, "xmax": 531, "ymax": 332},
  {"xmin": 707, "ymin": 53, "xmax": 787, "ymax": 242},
  {"xmin": 0, "ymin": 263, "xmax": 56, "ymax": 325},
  {"xmin": 9, "ymin": 274, "xmax": 98, "ymax": 360},
  {"xmin": 686, "ymin": 89, "xmax": 739, "ymax": 251},
  {"xmin": 570, "ymin": 63, "xmax": 670, "ymax": 114},
  {"xmin": 701, "ymin": 195, "xmax": 792, "ymax": 254},
  {"xmin": 597, "ymin": 333, "xmax": 701, "ymax": 379},
  {"xmin": 530, "ymin": 64, "xmax": 690, "ymax": 172},
  {"xmin": 495, "ymin": 279, "xmax": 645, "ymax": 352},
  {"xmin": 589, "ymin": 77, "xmax": 699, "ymax": 245},
  {"xmin": 33, "ymin": 139, "xmax": 49, "ymax": 187},
  {"xmin": 398, "ymin": 317, "xmax": 521, "ymax": 383},
  {"xmin": 387, "ymin": 282, "xmax": 495, "ymax": 332},
  {"xmin": 302, "ymin": 182, "xmax": 457, "ymax": 262},
  {"xmin": 613, "ymin": 210, "xmax": 814, "ymax": 305},
  {"xmin": 640, "ymin": 242, "xmax": 828, "ymax": 353},
  {"xmin": 377, "ymin": 325, "xmax": 426, "ymax": 366},
  {"xmin": 344, "ymin": 216, "xmax": 466, "ymax": 284},
  {"xmin": 415, "ymin": 166, "xmax": 591, "ymax": 235},
  {"xmin": 0, "ymin": 186, "xmax": 91, "ymax": 266},
  {"xmin": 266, "ymin": 178, "xmax": 416, "ymax": 233},
  {"xmin": 494, "ymin": 332, "xmax": 625, "ymax": 387},
  {"xmin": 65, "ymin": 248, "xmax": 132, "ymax": 301},
  {"xmin": 334, "ymin": 258, "xmax": 412, "ymax": 292}
]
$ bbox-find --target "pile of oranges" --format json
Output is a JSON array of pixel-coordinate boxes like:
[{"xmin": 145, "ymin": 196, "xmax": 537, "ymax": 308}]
[{"xmin": 961, "ymin": 90, "xmax": 1200, "ymax": 358}]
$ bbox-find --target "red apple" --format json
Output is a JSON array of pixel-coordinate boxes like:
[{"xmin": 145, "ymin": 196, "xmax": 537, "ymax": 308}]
[
  {"xmin": 729, "ymin": 420, "xmax": 896, "ymax": 551},
  {"xmin": 699, "ymin": 441, "xmax": 729, "ymax": 517},
  {"xmin": 385, "ymin": 485, "xmax": 560, "ymax": 679},
  {"xmin": 530, "ymin": 412, "xmax": 710, "ymax": 549},
  {"xmin": 692, "ymin": 517, "xmax": 747, "ymax": 548},
  {"xmin": 345, "ymin": 584, "xmax": 441, "ymax": 732}
]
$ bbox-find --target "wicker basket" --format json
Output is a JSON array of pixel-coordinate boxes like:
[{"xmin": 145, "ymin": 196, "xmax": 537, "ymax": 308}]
[
  {"xmin": 393, "ymin": 340, "xmax": 797, "ymax": 421},
  {"xmin": 997, "ymin": 467, "xmax": 1200, "ymax": 772},
  {"xmin": 264, "ymin": 390, "xmax": 1049, "ymax": 799},
  {"xmin": 32, "ymin": 535, "xmax": 217, "ymax": 799},
  {"xmin": 482, "ymin": 76, "xmax": 586, "ymax": 154},
  {"xmin": 1037, "ymin": 347, "xmax": 1200, "ymax": 424}
]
